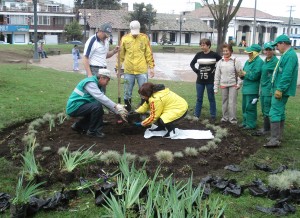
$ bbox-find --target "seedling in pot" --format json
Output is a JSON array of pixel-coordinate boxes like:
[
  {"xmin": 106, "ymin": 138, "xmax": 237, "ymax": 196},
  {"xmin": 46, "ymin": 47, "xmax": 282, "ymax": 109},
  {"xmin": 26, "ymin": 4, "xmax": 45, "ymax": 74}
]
[{"xmin": 21, "ymin": 138, "xmax": 40, "ymax": 181}]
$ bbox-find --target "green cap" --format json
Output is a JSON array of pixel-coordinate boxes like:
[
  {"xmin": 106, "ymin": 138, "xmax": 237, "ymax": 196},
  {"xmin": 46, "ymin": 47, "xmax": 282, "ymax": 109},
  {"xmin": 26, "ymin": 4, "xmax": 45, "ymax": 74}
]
[
  {"xmin": 245, "ymin": 44, "xmax": 261, "ymax": 53},
  {"xmin": 271, "ymin": 34, "xmax": 290, "ymax": 46},
  {"xmin": 263, "ymin": 42, "xmax": 274, "ymax": 50}
]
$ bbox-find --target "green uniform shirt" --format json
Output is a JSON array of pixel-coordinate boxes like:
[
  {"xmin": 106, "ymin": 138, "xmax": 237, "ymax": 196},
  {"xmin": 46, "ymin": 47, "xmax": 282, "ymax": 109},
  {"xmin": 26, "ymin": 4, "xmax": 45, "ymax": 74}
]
[
  {"xmin": 261, "ymin": 55, "xmax": 279, "ymax": 96},
  {"xmin": 272, "ymin": 47, "xmax": 298, "ymax": 96},
  {"xmin": 66, "ymin": 76, "xmax": 100, "ymax": 115},
  {"xmin": 242, "ymin": 56, "xmax": 264, "ymax": 95}
]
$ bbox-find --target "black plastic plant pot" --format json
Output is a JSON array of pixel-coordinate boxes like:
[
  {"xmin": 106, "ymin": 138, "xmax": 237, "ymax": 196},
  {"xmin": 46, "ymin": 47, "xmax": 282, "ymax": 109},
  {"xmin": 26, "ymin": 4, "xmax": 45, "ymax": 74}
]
[
  {"xmin": 127, "ymin": 112, "xmax": 142, "ymax": 124},
  {"xmin": 10, "ymin": 203, "xmax": 28, "ymax": 218}
]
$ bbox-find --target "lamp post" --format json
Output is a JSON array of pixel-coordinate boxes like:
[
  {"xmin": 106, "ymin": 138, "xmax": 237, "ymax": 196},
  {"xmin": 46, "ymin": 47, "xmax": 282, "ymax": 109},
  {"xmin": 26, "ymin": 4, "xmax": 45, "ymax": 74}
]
[
  {"xmin": 142, "ymin": 8, "xmax": 156, "ymax": 41},
  {"xmin": 32, "ymin": 0, "xmax": 39, "ymax": 62},
  {"xmin": 79, "ymin": 10, "xmax": 91, "ymax": 43},
  {"xmin": 176, "ymin": 13, "xmax": 186, "ymax": 46}
]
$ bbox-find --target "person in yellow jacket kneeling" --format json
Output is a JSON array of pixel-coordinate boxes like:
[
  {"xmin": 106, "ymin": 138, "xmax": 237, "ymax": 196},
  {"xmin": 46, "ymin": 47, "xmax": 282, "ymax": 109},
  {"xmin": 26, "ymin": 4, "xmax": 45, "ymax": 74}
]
[{"xmin": 134, "ymin": 83, "xmax": 188, "ymax": 137}]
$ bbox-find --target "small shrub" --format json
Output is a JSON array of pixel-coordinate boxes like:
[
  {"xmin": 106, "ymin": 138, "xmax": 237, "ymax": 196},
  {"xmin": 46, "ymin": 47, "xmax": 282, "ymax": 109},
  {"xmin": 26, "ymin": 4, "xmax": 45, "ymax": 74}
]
[
  {"xmin": 201, "ymin": 119, "xmax": 210, "ymax": 125},
  {"xmin": 22, "ymin": 134, "xmax": 36, "ymax": 146},
  {"xmin": 184, "ymin": 114, "xmax": 193, "ymax": 121},
  {"xmin": 215, "ymin": 128, "xmax": 228, "ymax": 139},
  {"xmin": 198, "ymin": 146, "xmax": 210, "ymax": 152},
  {"xmin": 268, "ymin": 170, "xmax": 300, "ymax": 190},
  {"xmin": 205, "ymin": 123, "xmax": 214, "ymax": 129},
  {"xmin": 213, "ymin": 137, "xmax": 222, "ymax": 144},
  {"xmin": 155, "ymin": 150, "xmax": 174, "ymax": 163},
  {"xmin": 100, "ymin": 150, "xmax": 121, "ymax": 165},
  {"xmin": 138, "ymin": 156, "xmax": 150, "ymax": 163},
  {"xmin": 206, "ymin": 141, "xmax": 218, "ymax": 150},
  {"xmin": 57, "ymin": 146, "xmax": 67, "ymax": 155},
  {"xmin": 174, "ymin": 151, "xmax": 184, "ymax": 158},
  {"xmin": 184, "ymin": 147, "xmax": 199, "ymax": 156},
  {"xmin": 57, "ymin": 112, "xmax": 68, "ymax": 124},
  {"xmin": 126, "ymin": 152, "xmax": 137, "ymax": 163},
  {"xmin": 42, "ymin": 146, "xmax": 51, "ymax": 152}
]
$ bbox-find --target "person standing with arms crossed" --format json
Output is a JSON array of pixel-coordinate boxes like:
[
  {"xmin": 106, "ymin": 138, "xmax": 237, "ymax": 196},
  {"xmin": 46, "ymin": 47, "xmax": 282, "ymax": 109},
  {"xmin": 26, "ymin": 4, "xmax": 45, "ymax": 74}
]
[
  {"xmin": 190, "ymin": 38, "xmax": 222, "ymax": 122},
  {"xmin": 252, "ymin": 42, "xmax": 278, "ymax": 136},
  {"xmin": 116, "ymin": 20, "xmax": 155, "ymax": 111},
  {"xmin": 264, "ymin": 35, "xmax": 298, "ymax": 147},
  {"xmin": 83, "ymin": 23, "xmax": 119, "ymax": 78}
]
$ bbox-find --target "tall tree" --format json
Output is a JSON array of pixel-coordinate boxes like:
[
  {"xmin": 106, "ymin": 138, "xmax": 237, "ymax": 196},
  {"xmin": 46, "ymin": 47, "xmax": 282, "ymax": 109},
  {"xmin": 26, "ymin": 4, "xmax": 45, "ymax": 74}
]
[
  {"xmin": 64, "ymin": 21, "xmax": 83, "ymax": 41},
  {"xmin": 127, "ymin": 3, "xmax": 157, "ymax": 34},
  {"xmin": 202, "ymin": 0, "xmax": 243, "ymax": 53},
  {"xmin": 74, "ymin": 0, "xmax": 121, "ymax": 10}
]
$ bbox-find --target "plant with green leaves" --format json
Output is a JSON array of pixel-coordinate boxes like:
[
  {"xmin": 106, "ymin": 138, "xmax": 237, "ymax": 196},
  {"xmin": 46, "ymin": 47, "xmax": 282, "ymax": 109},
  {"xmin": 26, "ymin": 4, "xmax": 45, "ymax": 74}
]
[
  {"xmin": 57, "ymin": 112, "xmax": 68, "ymax": 124},
  {"xmin": 60, "ymin": 145, "xmax": 102, "ymax": 172},
  {"xmin": 21, "ymin": 138, "xmax": 40, "ymax": 181},
  {"xmin": 11, "ymin": 173, "xmax": 45, "ymax": 205}
]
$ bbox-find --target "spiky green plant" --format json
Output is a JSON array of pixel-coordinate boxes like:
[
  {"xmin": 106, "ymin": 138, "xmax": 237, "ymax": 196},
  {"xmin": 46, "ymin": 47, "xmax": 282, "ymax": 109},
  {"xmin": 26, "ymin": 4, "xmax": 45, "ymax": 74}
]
[
  {"xmin": 215, "ymin": 127, "xmax": 228, "ymax": 139},
  {"xmin": 206, "ymin": 141, "xmax": 218, "ymax": 150},
  {"xmin": 21, "ymin": 138, "xmax": 39, "ymax": 181},
  {"xmin": 60, "ymin": 145, "xmax": 102, "ymax": 172},
  {"xmin": 268, "ymin": 170, "xmax": 300, "ymax": 190},
  {"xmin": 213, "ymin": 137, "xmax": 222, "ymax": 144},
  {"xmin": 138, "ymin": 155, "xmax": 150, "ymax": 163},
  {"xmin": 22, "ymin": 134, "xmax": 36, "ymax": 146},
  {"xmin": 100, "ymin": 150, "xmax": 121, "ymax": 165},
  {"xmin": 184, "ymin": 147, "xmax": 199, "ymax": 156},
  {"xmin": 201, "ymin": 119, "xmax": 210, "ymax": 125},
  {"xmin": 199, "ymin": 145, "xmax": 210, "ymax": 152},
  {"xmin": 155, "ymin": 150, "xmax": 174, "ymax": 163},
  {"xmin": 42, "ymin": 113, "xmax": 56, "ymax": 131},
  {"xmin": 57, "ymin": 146, "xmax": 67, "ymax": 155},
  {"xmin": 12, "ymin": 173, "xmax": 45, "ymax": 205},
  {"xmin": 125, "ymin": 152, "xmax": 137, "ymax": 163},
  {"xmin": 57, "ymin": 112, "xmax": 68, "ymax": 124},
  {"xmin": 174, "ymin": 151, "xmax": 184, "ymax": 158}
]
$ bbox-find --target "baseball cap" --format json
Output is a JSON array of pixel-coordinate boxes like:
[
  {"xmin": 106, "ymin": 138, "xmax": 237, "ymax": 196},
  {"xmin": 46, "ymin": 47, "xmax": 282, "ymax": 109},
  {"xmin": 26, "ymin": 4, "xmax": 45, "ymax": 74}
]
[
  {"xmin": 99, "ymin": 23, "xmax": 112, "ymax": 35},
  {"xmin": 271, "ymin": 34, "xmax": 290, "ymax": 46},
  {"xmin": 244, "ymin": 44, "xmax": 262, "ymax": 53},
  {"xmin": 130, "ymin": 20, "xmax": 140, "ymax": 35},
  {"xmin": 263, "ymin": 42, "xmax": 274, "ymax": 50},
  {"xmin": 98, "ymin": 69, "xmax": 111, "ymax": 79}
]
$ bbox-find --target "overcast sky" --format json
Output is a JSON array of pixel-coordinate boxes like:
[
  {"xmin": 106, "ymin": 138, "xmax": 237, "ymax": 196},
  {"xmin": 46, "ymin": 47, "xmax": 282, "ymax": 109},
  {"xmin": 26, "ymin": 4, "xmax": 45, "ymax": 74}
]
[{"xmin": 59, "ymin": 0, "xmax": 300, "ymax": 18}]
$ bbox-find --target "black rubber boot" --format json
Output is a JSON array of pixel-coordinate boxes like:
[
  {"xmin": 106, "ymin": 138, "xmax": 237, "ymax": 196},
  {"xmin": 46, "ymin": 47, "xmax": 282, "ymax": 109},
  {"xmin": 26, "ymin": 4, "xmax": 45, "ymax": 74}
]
[
  {"xmin": 279, "ymin": 120, "xmax": 285, "ymax": 141},
  {"xmin": 264, "ymin": 122, "xmax": 281, "ymax": 147},
  {"xmin": 252, "ymin": 116, "xmax": 270, "ymax": 136},
  {"xmin": 124, "ymin": 99, "xmax": 131, "ymax": 112}
]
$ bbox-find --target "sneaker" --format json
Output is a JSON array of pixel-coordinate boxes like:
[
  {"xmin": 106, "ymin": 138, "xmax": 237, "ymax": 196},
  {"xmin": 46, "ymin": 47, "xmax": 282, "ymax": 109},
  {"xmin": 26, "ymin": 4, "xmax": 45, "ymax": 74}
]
[
  {"xmin": 71, "ymin": 123, "xmax": 86, "ymax": 134},
  {"xmin": 86, "ymin": 130, "xmax": 105, "ymax": 138}
]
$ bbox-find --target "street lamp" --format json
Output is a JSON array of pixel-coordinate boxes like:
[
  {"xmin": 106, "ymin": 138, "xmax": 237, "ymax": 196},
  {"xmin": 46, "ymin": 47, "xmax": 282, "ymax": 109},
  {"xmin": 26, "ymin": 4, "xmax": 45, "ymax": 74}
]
[
  {"xmin": 79, "ymin": 10, "xmax": 91, "ymax": 43},
  {"xmin": 142, "ymin": 7, "xmax": 156, "ymax": 41},
  {"xmin": 176, "ymin": 14, "xmax": 186, "ymax": 46},
  {"xmin": 32, "ymin": 0, "xmax": 39, "ymax": 62}
]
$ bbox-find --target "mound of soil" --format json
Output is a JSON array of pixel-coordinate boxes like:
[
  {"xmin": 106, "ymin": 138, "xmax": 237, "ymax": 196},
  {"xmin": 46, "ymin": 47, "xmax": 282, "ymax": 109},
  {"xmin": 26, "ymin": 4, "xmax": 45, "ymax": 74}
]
[
  {"xmin": 0, "ymin": 113, "xmax": 261, "ymax": 186},
  {"xmin": 0, "ymin": 51, "xmax": 29, "ymax": 64}
]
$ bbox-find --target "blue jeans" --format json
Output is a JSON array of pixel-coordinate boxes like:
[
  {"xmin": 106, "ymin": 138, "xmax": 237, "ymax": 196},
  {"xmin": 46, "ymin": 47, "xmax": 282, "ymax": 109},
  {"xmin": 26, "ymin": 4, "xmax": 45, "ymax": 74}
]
[
  {"xmin": 194, "ymin": 83, "xmax": 216, "ymax": 118},
  {"xmin": 124, "ymin": 73, "xmax": 148, "ymax": 100}
]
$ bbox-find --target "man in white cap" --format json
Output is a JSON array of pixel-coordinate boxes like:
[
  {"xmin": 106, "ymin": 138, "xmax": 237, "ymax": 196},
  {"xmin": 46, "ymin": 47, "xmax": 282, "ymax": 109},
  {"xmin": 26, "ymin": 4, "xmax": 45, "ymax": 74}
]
[
  {"xmin": 116, "ymin": 20, "xmax": 155, "ymax": 112},
  {"xmin": 83, "ymin": 23, "xmax": 119, "ymax": 78},
  {"xmin": 66, "ymin": 69, "xmax": 128, "ymax": 138}
]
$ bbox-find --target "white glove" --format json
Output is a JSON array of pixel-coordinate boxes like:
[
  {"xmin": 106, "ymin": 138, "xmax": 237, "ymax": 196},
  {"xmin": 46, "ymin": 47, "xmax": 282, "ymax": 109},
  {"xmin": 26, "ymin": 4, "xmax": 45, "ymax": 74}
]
[
  {"xmin": 115, "ymin": 104, "xmax": 128, "ymax": 122},
  {"xmin": 251, "ymin": 98, "xmax": 258, "ymax": 104}
]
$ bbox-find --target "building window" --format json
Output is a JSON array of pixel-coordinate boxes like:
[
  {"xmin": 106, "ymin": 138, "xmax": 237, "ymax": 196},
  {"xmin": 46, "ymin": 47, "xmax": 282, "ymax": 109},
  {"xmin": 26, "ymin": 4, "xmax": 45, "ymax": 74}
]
[
  {"xmin": 291, "ymin": 28, "xmax": 293, "ymax": 34},
  {"xmin": 14, "ymin": 34, "xmax": 25, "ymax": 43},
  {"xmin": 7, "ymin": 15, "xmax": 27, "ymax": 25},
  {"xmin": 169, "ymin": 32, "xmax": 176, "ymax": 42},
  {"xmin": 38, "ymin": 16, "xmax": 50, "ymax": 25},
  {"xmin": 185, "ymin": 33, "xmax": 190, "ymax": 43},
  {"xmin": 296, "ymin": 28, "xmax": 298, "ymax": 34},
  {"xmin": 283, "ymin": 27, "xmax": 285, "ymax": 34}
]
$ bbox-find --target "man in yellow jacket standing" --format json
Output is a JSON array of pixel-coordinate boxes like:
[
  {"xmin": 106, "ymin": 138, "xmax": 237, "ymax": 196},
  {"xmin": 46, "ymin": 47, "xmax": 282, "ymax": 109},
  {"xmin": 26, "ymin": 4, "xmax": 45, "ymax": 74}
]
[{"xmin": 116, "ymin": 20, "xmax": 155, "ymax": 111}]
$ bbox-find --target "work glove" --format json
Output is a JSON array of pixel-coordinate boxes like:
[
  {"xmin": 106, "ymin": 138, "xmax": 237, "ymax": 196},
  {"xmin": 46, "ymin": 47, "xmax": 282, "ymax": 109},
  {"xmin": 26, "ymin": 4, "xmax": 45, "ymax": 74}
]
[
  {"xmin": 239, "ymin": 70, "xmax": 246, "ymax": 77},
  {"xmin": 115, "ymin": 104, "xmax": 128, "ymax": 122},
  {"xmin": 274, "ymin": 90, "xmax": 282, "ymax": 99},
  {"xmin": 134, "ymin": 122, "xmax": 142, "ymax": 127}
]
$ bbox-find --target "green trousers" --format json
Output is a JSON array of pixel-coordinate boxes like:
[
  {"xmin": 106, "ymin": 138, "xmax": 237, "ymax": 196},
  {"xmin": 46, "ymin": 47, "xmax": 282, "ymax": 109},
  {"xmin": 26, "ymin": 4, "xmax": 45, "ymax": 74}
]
[
  {"xmin": 260, "ymin": 96, "xmax": 271, "ymax": 117},
  {"xmin": 242, "ymin": 94, "xmax": 258, "ymax": 128},
  {"xmin": 269, "ymin": 95, "xmax": 289, "ymax": 122}
]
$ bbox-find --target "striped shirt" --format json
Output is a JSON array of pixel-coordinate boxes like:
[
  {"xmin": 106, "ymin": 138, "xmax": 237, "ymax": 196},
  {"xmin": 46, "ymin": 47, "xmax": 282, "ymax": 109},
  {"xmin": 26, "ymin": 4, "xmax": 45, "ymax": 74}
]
[{"xmin": 83, "ymin": 33, "xmax": 109, "ymax": 67}]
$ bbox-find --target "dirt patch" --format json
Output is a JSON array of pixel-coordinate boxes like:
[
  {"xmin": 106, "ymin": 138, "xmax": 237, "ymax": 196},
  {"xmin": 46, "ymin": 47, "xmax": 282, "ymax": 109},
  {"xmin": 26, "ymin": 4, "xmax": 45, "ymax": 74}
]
[
  {"xmin": 0, "ymin": 113, "xmax": 261, "ymax": 186},
  {"xmin": 0, "ymin": 51, "xmax": 30, "ymax": 64}
]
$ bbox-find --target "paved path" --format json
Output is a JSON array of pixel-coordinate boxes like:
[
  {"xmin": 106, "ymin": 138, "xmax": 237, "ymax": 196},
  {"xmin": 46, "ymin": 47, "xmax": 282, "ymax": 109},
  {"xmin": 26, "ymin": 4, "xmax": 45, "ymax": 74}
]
[{"xmin": 32, "ymin": 53, "xmax": 300, "ymax": 84}]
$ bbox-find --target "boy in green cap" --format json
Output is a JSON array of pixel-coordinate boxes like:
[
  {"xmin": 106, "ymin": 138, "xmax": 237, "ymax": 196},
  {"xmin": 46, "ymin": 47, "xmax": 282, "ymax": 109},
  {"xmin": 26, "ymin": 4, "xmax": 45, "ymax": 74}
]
[
  {"xmin": 264, "ymin": 35, "xmax": 298, "ymax": 147},
  {"xmin": 239, "ymin": 44, "xmax": 263, "ymax": 129},
  {"xmin": 252, "ymin": 42, "xmax": 279, "ymax": 136}
]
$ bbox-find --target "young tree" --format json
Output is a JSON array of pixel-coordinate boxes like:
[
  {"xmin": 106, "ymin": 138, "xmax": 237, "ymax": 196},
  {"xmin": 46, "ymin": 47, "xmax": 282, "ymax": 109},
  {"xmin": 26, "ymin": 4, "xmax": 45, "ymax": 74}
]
[
  {"xmin": 127, "ymin": 3, "xmax": 157, "ymax": 34},
  {"xmin": 75, "ymin": 0, "xmax": 121, "ymax": 10},
  {"xmin": 64, "ymin": 21, "xmax": 83, "ymax": 41},
  {"xmin": 202, "ymin": 0, "xmax": 243, "ymax": 54}
]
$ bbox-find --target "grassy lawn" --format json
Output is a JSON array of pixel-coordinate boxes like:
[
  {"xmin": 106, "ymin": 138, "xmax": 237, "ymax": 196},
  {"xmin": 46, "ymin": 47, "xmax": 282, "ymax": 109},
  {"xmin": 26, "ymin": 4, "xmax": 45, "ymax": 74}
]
[{"xmin": 0, "ymin": 50, "xmax": 300, "ymax": 217}]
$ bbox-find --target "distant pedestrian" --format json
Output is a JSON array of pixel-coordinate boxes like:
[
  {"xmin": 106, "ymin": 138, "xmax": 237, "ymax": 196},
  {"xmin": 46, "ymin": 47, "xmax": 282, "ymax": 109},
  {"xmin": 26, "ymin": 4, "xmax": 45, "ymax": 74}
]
[
  {"xmin": 38, "ymin": 42, "xmax": 48, "ymax": 58},
  {"xmin": 239, "ymin": 44, "xmax": 263, "ymax": 130},
  {"xmin": 72, "ymin": 45, "xmax": 80, "ymax": 71},
  {"xmin": 214, "ymin": 44, "xmax": 243, "ymax": 124},
  {"xmin": 264, "ymin": 35, "xmax": 298, "ymax": 147},
  {"xmin": 190, "ymin": 38, "xmax": 222, "ymax": 122}
]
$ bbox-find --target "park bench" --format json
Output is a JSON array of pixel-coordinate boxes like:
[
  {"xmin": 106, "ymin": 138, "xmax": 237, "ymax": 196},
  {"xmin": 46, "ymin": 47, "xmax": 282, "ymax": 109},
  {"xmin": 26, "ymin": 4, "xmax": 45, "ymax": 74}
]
[
  {"xmin": 48, "ymin": 48, "xmax": 61, "ymax": 55},
  {"xmin": 162, "ymin": 46, "xmax": 176, "ymax": 53},
  {"xmin": 238, "ymin": 48, "xmax": 245, "ymax": 54}
]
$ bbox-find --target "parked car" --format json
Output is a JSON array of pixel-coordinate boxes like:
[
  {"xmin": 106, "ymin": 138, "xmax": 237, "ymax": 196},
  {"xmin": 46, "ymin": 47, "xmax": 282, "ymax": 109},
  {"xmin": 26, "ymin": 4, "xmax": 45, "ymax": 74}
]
[
  {"xmin": 66, "ymin": 40, "xmax": 83, "ymax": 45},
  {"xmin": 0, "ymin": 41, "xmax": 9, "ymax": 44}
]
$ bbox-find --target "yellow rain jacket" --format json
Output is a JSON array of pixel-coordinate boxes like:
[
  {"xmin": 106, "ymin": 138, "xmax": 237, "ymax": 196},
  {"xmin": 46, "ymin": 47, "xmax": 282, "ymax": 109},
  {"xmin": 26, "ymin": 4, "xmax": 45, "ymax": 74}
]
[
  {"xmin": 136, "ymin": 87, "xmax": 188, "ymax": 126},
  {"xmin": 116, "ymin": 33, "xmax": 155, "ymax": 74}
]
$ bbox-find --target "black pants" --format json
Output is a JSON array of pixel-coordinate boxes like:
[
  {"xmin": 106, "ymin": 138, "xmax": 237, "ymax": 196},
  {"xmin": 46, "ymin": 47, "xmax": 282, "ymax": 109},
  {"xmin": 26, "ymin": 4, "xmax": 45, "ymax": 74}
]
[
  {"xmin": 69, "ymin": 102, "xmax": 104, "ymax": 133},
  {"xmin": 157, "ymin": 110, "xmax": 188, "ymax": 133}
]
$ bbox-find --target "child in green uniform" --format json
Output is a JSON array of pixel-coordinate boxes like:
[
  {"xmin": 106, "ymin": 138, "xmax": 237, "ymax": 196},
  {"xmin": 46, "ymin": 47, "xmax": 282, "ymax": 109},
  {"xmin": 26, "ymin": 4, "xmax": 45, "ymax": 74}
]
[
  {"xmin": 239, "ymin": 44, "xmax": 263, "ymax": 129},
  {"xmin": 264, "ymin": 35, "xmax": 298, "ymax": 147},
  {"xmin": 252, "ymin": 42, "xmax": 279, "ymax": 136}
]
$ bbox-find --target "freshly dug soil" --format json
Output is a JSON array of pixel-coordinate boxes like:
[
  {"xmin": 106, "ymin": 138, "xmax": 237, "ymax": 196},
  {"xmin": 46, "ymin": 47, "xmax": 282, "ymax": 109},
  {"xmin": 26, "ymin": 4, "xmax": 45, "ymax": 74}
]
[{"xmin": 0, "ymin": 113, "xmax": 261, "ymax": 186}]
